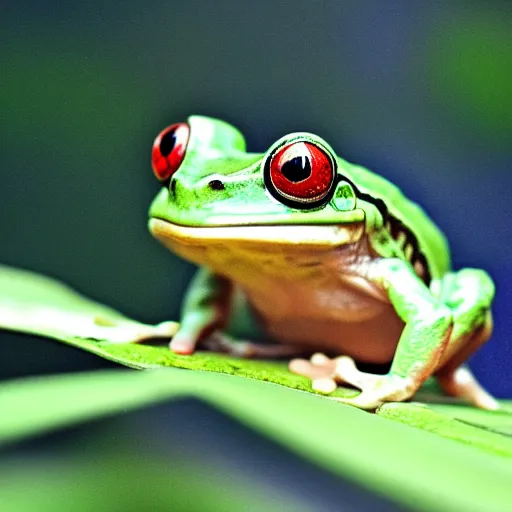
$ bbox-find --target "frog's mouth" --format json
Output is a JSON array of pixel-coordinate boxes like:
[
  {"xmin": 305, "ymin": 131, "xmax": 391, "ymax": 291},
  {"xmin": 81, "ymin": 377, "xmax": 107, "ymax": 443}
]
[{"xmin": 149, "ymin": 218, "xmax": 365, "ymax": 250}]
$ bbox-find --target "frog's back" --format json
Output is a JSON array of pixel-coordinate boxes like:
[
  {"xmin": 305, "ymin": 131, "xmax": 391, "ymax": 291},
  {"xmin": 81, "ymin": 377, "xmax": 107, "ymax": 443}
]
[{"xmin": 342, "ymin": 160, "xmax": 451, "ymax": 280}]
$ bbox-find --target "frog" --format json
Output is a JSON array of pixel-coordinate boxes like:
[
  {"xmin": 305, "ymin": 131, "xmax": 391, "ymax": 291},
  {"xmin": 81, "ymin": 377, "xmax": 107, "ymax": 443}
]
[{"xmin": 148, "ymin": 115, "xmax": 498, "ymax": 411}]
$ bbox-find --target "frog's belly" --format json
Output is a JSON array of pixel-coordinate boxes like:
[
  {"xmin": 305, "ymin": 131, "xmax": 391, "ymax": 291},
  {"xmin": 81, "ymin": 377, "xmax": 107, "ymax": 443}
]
[
  {"xmin": 149, "ymin": 220, "xmax": 403, "ymax": 363},
  {"xmin": 243, "ymin": 282, "xmax": 404, "ymax": 364}
]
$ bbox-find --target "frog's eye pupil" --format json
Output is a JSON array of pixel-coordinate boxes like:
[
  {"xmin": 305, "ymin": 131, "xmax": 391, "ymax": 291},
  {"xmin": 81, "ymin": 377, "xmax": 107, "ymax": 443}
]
[
  {"xmin": 280, "ymin": 156, "xmax": 311, "ymax": 182},
  {"xmin": 152, "ymin": 122, "xmax": 190, "ymax": 183},
  {"xmin": 159, "ymin": 128, "xmax": 177, "ymax": 157},
  {"xmin": 266, "ymin": 141, "xmax": 335, "ymax": 208}
]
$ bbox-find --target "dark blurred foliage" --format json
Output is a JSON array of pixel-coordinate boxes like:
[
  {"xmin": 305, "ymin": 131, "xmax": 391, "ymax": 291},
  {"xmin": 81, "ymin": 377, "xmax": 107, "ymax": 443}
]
[{"xmin": 1, "ymin": 1, "xmax": 511, "ymax": 405}]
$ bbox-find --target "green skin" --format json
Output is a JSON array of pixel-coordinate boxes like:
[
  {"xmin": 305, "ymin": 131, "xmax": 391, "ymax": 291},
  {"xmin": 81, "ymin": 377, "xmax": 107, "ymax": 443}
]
[{"xmin": 149, "ymin": 116, "xmax": 497, "ymax": 410}]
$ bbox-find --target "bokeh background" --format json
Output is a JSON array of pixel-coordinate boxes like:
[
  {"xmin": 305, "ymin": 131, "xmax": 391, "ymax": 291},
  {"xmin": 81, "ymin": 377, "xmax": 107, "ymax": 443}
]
[{"xmin": 1, "ymin": 1, "xmax": 511, "ymax": 509}]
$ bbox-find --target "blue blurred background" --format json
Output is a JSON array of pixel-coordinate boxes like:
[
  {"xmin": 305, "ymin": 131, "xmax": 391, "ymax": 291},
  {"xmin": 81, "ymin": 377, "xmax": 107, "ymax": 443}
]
[{"xmin": 1, "ymin": 1, "xmax": 511, "ymax": 395}]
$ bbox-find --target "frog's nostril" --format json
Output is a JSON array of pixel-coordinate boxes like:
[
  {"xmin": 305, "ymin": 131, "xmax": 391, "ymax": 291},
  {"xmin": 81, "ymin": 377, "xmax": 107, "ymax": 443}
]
[
  {"xmin": 170, "ymin": 178, "xmax": 177, "ymax": 195},
  {"xmin": 208, "ymin": 179, "xmax": 225, "ymax": 191}
]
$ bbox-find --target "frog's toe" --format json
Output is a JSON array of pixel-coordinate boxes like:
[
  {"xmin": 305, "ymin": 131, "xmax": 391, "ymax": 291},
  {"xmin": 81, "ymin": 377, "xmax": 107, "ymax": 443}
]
[
  {"xmin": 334, "ymin": 356, "xmax": 382, "ymax": 389},
  {"xmin": 310, "ymin": 352, "xmax": 333, "ymax": 365},
  {"xmin": 288, "ymin": 357, "xmax": 314, "ymax": 375},
  {"xmin": 289, "ymin": 353, "xmax": 342, "ymax": 394},
  {"xmin": 329, "ymin": 392, "xmax": 384, "ymax": 410},
  {"xmin": 169, "ymin": 335, "xmax": 197, "ymax": 354},
  {"xmin": 311, "ymin": 377, "xmax": 338, "ymax": 394},
  {"xmin": 289, "ymin": 353, "xmax": 337, "ymax": 382}
]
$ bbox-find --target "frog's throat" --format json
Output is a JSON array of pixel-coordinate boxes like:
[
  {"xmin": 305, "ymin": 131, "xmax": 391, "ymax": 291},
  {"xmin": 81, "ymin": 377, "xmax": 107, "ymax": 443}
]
[{"xmin": 149, "ymin": 218, "xmax": 365, "ymax": 248}]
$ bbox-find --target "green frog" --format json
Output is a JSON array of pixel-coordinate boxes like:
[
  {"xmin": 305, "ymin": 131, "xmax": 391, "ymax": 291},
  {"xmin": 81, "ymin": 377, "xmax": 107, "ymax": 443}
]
[{"xmin": 148, "ymin": 115, "xmax": 497, "ymax": 411}]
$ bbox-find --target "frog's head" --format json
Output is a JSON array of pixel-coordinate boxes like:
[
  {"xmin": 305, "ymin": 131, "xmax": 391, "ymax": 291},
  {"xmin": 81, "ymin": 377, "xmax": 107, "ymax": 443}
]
[{"xmin": 149, "ymin": 116, "xmax": 373, "ymax": 258}]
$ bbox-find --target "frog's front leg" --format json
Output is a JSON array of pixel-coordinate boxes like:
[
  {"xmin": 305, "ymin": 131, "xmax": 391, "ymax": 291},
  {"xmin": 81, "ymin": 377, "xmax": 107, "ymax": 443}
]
[
  {"xmin": 171, "ymin": 268, "xmax": 304, "ymax": 358},
  {"xmin": 292, "ymin": 258, "xmax": 454, "ymax": 410},
  {"xmin": 170, "ymin": 267, "xmax": 233, "ymax": 354}
]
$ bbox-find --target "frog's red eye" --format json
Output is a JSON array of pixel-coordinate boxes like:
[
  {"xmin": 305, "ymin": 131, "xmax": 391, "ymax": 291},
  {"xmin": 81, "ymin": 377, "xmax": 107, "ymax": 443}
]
[
  {"xmin": 152, "ymin": 123, "xmax": 190, "ymax": 183},
  {"xmin": 265, "ymin": 141, "xmax": 336, "ymax": 207}
]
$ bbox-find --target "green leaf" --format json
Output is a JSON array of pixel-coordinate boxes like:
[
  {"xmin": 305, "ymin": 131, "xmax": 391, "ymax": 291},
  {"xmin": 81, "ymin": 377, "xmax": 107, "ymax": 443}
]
[
  {"xmin": 429, "ymin": 402, "xmax": 512, "ymax": 435},
  {"xmin": 377, "ymin": 402, "xmax": 512, "ymax": 458},
  {"xmin": 1, "ymin": 369, "xmax": 512, "ymax": 512},
  {"xmin": 0, "ymin": 264, "xmax": 179, "ymax": 343}
]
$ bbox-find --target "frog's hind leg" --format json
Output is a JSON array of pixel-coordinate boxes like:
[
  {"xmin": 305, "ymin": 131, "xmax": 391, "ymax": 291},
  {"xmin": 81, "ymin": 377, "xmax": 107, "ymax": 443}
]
[
  {"xmin": 434, "ymin": 269, "xmax": 498, "ymax": 410},
  {"xmin": 202, "ymin": 332, "xmax": 306, "ymax": 358},
  {"xmin": 437, "ymin": 313, "xmax": 498, "ymax": 409}
]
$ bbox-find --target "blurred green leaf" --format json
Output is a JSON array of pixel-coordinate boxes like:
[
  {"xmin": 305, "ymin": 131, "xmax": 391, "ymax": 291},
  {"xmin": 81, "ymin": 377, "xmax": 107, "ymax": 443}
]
[
  {"xmin": 1, "ymin": 369, "xmax": 512, "ymax": 512},
  {"xmin": 0, "ymin": 264, "xmax": 178, "ymax": 347},
  {"xmin": 0, "ymin": 446, "xmax": 310, "ymax": 512},
  {"xmin": 0, "ymin": 443, "xmax": 309, "ymax": 512}
]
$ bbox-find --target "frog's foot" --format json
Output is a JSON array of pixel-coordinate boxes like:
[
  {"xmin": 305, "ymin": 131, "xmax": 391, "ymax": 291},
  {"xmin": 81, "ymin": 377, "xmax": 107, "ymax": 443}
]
[
  {"xmin": 330, "ymin": 356, "xmax": 417, "ymax": 410},
  {"xmin": 433, "ymin": 270, "xmax": 497, "ymax": 410},
  {"xmin": 437, "ymin": 366, "xmax": 499, "ymax": 410},
  {"xmin": 290, "ymin": 353, "xmax": 418, "ymax": 409},
  {"xmin": 289, "ymin": 353, "xmax": 340, "ymax": 394},
  {"xmin": 202, "ymin": 332, "xmax": 305, "ymax": 359},
  {"xmin": 169, "ymin": 331, "xmax": 197, "ymax": 355}
]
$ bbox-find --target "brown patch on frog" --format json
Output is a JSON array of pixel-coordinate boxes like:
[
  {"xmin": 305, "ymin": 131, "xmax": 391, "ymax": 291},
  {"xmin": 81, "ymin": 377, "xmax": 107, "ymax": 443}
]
[{"xmin": 385, "ymin": 215, "xmax": 431, "ymax": 285}]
